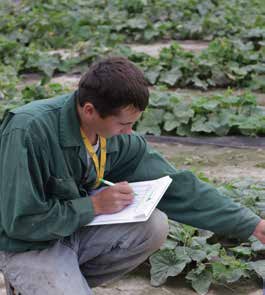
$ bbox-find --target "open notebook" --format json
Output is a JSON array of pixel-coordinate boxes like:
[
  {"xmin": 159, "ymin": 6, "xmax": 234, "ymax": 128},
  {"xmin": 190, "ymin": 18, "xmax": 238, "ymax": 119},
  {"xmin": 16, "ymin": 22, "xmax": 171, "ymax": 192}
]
[{"xmin": 87, "ymin": 176, "xmax": 172, "ymax": 226}]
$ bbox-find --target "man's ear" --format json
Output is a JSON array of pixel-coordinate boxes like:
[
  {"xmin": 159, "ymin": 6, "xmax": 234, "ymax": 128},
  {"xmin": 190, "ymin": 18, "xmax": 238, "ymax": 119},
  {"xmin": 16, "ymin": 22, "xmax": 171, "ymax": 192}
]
[{"xmin": 83, "ymin": 102, "xmax": 96, "ymax": 117}]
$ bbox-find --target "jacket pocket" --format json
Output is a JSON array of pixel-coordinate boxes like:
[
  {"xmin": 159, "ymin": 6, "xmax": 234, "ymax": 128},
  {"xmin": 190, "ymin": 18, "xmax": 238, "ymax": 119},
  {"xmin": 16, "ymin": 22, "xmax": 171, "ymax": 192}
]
[{"xmin": 45, "ymin": 176, "xmax": 79, "ymax": 200}]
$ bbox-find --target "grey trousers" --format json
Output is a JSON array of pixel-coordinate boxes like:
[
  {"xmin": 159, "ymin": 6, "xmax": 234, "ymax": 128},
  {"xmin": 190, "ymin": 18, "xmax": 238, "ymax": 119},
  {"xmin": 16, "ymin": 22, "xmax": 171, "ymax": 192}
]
[{"xmin": 0, "ymin": 209, "xmax": 168, "ymax": 295}]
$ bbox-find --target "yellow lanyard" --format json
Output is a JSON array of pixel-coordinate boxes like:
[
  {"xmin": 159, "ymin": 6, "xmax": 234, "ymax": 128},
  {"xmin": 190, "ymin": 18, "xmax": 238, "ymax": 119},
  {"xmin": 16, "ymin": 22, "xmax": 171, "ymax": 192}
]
[{"xmin": 80, "ymin": 129, "xmax": 107, "ymax": 188}]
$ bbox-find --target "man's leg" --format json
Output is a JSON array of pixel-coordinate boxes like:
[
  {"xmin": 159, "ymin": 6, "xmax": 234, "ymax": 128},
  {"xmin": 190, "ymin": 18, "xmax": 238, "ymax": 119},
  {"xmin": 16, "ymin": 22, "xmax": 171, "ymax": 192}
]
[
  {"xmin": 75, "ymin": 209, "xmax": 169, "ymax": 287},
  {"xmin": 0, "ymin": 242, "xmax": 92, "ymax": 295},
  {"xmin": 0, "ymin": 209, "xmax": 168, "ymax": 294}
]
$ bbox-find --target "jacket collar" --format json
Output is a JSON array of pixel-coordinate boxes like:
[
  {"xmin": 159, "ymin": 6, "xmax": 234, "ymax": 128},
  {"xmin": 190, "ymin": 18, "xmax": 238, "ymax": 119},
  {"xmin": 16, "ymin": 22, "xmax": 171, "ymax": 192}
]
[{"xmin": 59, "ymin": 92, "xmax": 82, "ymax": 147}]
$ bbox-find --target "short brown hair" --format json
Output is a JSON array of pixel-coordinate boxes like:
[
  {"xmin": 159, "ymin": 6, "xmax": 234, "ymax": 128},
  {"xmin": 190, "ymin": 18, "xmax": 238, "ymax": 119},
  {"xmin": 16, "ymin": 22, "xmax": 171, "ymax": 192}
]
[{"xmin": 76, "ymin": 56, "xmax": 149, "ymax": 117}]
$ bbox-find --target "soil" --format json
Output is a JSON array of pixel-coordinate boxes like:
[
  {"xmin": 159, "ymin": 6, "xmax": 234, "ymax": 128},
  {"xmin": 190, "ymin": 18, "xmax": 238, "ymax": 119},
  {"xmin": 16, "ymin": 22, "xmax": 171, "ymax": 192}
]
[
  {"xmin": 129, "ymin": 40, "xmax": 209, "ymax": 57},
  {"xmin": 150, "ymin": 141, "xmax": 265, "ymax": 183},
  {"xmin": 93, "ymin": 264, "xmax": 263, "ymax": 295}
]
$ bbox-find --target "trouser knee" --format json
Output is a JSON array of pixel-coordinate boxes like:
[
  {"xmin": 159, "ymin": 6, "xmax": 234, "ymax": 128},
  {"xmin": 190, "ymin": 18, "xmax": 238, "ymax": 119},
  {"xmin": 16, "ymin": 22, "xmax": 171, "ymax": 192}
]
[{"xmin": 143, "ymin": 209, "xmax": 169, "ymax": 253}]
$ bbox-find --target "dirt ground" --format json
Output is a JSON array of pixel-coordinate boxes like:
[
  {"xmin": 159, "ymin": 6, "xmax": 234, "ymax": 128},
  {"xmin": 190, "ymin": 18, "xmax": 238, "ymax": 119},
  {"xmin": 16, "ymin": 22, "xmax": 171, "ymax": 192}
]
[
  {"xmin": 151, "ymin": 141, "xmax": 265, "ymax": 183},
  {"xmin": 129, "ymin": 40, "xmax": 209, "ymax": 57},
  {"xmin": 93, "ymin": 266, "xmax": 263, "ymax": 295}
]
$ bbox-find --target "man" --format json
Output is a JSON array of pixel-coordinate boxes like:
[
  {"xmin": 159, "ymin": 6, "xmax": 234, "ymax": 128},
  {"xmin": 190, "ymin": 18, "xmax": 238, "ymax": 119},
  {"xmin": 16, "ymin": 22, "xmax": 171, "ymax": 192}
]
[{"xmin": 0, "ymin": 57, "xmax": 264, "ymax": 295}]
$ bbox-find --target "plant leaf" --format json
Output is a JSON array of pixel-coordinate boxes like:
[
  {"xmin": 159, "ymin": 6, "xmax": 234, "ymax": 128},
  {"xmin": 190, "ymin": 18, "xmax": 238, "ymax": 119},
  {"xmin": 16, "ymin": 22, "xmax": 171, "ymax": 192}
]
[
  {"xmin": 186, "ymin": 264, "xmax": 213, "ymax": 295},
  {"xmin": 150, "ymin": 247, "xmax": 191, "ymax": 286},
  {"xmin": 249, "ymin": 260, "xmax": 265, "ymax": 279},
  {"xmin": 159, "ymin": 67, "xmax": 182, "ymax": 86},
  {"xmin": 135, "ymin": 108, "xmax": 164, "ymax": 135}
]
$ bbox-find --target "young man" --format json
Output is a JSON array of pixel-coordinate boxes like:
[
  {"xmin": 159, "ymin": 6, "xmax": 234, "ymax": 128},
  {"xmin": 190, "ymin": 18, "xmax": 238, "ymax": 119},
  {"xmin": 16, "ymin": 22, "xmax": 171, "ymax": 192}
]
[{"xmin": 0, "ymin": 57, "xmax": 264, "ymax": 295}]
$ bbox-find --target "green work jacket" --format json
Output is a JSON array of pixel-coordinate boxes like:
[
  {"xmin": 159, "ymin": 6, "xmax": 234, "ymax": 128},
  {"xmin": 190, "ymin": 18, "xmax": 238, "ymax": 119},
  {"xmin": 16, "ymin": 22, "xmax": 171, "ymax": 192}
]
[{"xmin": 0, "ymin": 92, "xmax": 261, "ymax": 252}]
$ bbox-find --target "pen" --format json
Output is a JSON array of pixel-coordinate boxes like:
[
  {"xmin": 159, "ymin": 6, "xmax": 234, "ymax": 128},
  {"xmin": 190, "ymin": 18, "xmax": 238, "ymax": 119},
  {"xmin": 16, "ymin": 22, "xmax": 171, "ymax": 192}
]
[
  {"xmin": 99, "ymin": 178, "xmax": 138, "ymax": 196},
  {"xmin": 99, "ymin": 178, "xmax": 115, "ymax": 187}
]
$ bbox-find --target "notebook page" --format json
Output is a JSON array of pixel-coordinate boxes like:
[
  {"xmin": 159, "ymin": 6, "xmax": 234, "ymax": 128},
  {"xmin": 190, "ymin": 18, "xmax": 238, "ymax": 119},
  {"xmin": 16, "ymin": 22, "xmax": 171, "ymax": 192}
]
[
  {"xmin": 87, "ymin": 176, "xmax": 172, "ymax": 225},
  {"xmin": 133, "ymin": 176, "xmax": 172, "ymax": 217}
]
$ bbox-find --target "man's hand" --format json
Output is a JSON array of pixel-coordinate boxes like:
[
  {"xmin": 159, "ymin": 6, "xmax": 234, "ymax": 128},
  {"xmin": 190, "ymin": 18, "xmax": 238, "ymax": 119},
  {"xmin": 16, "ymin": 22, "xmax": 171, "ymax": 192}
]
[
  {"xmin": 91, "ymin": 182, "xmax": 134, "ymax": 215},
  {"xmin": 253, "ymin": 219, "xmax": 265, "ymax": 243}
]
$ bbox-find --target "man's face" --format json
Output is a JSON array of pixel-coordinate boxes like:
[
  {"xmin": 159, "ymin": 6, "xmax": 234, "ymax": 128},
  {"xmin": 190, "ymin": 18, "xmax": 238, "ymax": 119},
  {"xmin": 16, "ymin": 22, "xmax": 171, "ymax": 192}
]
[{"xmin": 94, "ymin": 105, "xmax": 142, "ymax": 138}]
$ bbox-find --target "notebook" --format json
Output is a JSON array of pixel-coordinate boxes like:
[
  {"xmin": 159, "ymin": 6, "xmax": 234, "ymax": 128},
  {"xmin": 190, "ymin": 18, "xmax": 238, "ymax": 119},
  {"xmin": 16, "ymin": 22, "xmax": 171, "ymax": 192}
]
[{"xmin": 87, "ymin": 176, "xmax": 172, "ymax": 226}]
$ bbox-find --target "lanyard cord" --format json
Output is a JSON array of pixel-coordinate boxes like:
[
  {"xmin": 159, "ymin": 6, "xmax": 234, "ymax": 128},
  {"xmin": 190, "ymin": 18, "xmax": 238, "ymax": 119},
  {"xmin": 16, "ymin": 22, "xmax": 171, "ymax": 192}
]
[{"xmin": 80, "ymin": 129, "xmax": 107, "ymax": 188}]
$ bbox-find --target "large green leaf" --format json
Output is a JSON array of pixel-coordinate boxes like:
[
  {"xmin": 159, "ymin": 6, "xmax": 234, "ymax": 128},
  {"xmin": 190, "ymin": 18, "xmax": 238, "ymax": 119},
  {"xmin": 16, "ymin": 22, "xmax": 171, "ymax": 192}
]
[
  {"xmin": 159, "ymin": 67, "xmax": 182, "ymax": 86},
  {"xmin": 229, "ymin": 246, "xmax": 252, "ymax": 256},
  {"xmin": 173, "ymin": 102, "xmax": 194, "ymax": 124},
  {"xmin": 176, "ymin": 123, "xmax": 193, "ymax": 136},
  {"xmin": 150, "ymin": 247, "xmax": 191, "ymax": 286},
  {"xmin": 251, "ymin": 239, "xmax": 265, "ymax": 252},
  {"xmin": 127, "ymin": 17, "xmax": 148, "ymax": 29},
  {"xmin": 186, "ymin": 264, "xmax": 213, "ymax": 295},
  {"xmin": 192, "ymin": 97, "xmax": 220, "ymax": 112},
  {"xmin": 168, "ymin": 220, "xmax": 196, "ymax": 244},
  {"xmin": 163, "ymin": 112, "xmax": 179, "ymax": 131},
  {"xmin": 24, "ymin": 50, "xmax": 60, "ymax": 78},
  {"xmin": 144, "ymin": 66, "xmax": 161, "ymax": 84},
  {"xmin": 211, "ymin": 254, "xmax": 249, "ymax": 284},
  {"xmin": 149, "ymin": 91, "xmax": 171, "ymax": 107},
  {"xmin": 212, "ymin": 262, "xmax": 245, "ymax": 283},
  {"xmin": 249, "ymin": 260, "xmax": 265, "ymax": 279},
  {"xmin": 189, "ymin": 249, "xmax": 207, "ymax": 262},
  {"xmin": 191, "ymin": 115, "xmax": 212, "ymax": 133},
  {"xmin": 135, "ymin": 108, "xmax": 164, "ymax": 135}
]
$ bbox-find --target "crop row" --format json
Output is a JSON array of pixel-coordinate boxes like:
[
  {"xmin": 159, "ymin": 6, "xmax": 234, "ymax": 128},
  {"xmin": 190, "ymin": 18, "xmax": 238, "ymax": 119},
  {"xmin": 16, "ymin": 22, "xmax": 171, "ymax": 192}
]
[
  {"xmin": 2, "ymin": 0, "xmax": 264, "ymax": 46},
  {"xmin": 1, "ymin": 83, "xmax": 264, "ymax": 137},
  {"xmin": 1, "ymin": 36, "xmax": 265, "ymax": 103}
]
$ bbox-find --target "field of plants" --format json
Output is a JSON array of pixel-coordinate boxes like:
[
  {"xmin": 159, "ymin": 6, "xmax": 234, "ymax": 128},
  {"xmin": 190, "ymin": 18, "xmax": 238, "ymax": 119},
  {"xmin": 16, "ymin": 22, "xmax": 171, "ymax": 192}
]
[{"xmin": 1, "ymin": 1, "xmax": 265, "ymax": 294}]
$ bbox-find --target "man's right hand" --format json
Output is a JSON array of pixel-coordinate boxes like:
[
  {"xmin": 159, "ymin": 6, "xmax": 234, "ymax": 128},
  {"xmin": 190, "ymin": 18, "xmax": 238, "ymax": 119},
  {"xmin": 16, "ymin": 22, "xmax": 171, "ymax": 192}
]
[{"xmin": 91, "ymin": 182, "xmax": 134, "ymax": 215}]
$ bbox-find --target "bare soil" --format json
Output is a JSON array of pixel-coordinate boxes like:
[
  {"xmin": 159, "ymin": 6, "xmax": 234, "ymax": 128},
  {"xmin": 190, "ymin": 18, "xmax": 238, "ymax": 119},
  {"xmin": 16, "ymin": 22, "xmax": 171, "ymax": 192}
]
[
  {"xmin": 150, "ymin": 141, "xmax": 265, "ymax": 183},
  {"xmin": 129, "ymin": 40, "xmax": 209, "ymax": 57},
  {"xmin": 93, "ymin": 265, "xmax": 263, "ymax": 295}
]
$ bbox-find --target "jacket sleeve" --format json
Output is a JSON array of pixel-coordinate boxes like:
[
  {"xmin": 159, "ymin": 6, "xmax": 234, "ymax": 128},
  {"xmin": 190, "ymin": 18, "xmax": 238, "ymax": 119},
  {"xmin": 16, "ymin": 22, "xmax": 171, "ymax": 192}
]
[
  {"xmin": 0, "ymin": 127, "xmax": 94, "ymax": 242},
  {"xmin": 111, "ymin": 134, "xmax": 261, "ymax": 241}
]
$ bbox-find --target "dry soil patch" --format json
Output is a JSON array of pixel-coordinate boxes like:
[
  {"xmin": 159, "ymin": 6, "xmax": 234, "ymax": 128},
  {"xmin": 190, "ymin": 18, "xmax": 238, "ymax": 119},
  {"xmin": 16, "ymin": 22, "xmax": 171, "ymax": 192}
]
[
  {"xmin": 129, "ymin": 40, "xmax": 209, "ymax": 57},
  {"xmin": 150, "ymin": 141, "xmax": 265, "ymax": 183}
]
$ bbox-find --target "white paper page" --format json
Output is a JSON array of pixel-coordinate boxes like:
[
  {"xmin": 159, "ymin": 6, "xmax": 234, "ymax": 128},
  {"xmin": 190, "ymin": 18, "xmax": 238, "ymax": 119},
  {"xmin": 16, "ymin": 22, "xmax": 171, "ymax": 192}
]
[{"xmin": 87, "ymin": 176, "xmax": 172, "ymax": 225}]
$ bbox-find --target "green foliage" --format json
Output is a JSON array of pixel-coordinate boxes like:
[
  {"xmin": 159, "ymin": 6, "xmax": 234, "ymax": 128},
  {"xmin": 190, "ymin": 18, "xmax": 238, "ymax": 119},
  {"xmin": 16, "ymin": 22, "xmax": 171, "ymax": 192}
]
[
  {"xmin": 138, "ymin": 38, "xmax": 265, "ymax": 90},
  {"xmin": 3, "ymin": 0, "xmax": 264, "ymax": 45},
  {"xmin": 150, "ymin": 220, "xmax": 251, "ymax": 294},
  {"xmin": 0, "ymin": 82, "xmax": 70, "ymax": 121},
  {"xmin": 0, "ymin": 64, "xmax": 19, "ymax": 100},
  {"xmin": 21, "ymin": 82, "xmax": 70, "ymax": 103},
  {"xmin": 1, "ymin": 2, "xmax": 265, "ymax": 293},
  {"xmin": 218, "ymin": 179, "xmax": 265, "ymax": 218},
  {"xmin": 135, "ymin": 89, "xmax": 265, "ymax": 136},
  {"xmin": 150, "ymin": 247, "xmax": 191, "ymax": 286},
  {"xmin": 150, "ymin": 179, "xmax": 265, "ymax": 294},
  {"xmin": 0, "ymin": 1, "xmax": 265, "ymax": 101}
]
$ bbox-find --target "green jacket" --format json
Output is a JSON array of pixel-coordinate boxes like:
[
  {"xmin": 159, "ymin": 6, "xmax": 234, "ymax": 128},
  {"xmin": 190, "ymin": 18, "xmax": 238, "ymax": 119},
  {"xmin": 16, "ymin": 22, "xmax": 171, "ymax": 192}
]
[{"xmin": 0, "ymin": 93, "xmax": 261, "ymax": 252}]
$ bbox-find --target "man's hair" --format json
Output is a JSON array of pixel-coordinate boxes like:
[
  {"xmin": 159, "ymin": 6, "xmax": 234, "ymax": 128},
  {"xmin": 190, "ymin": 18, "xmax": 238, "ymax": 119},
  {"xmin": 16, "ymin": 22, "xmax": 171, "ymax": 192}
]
[{"xmin": 76, "ymin": 56, "xmax": 149, "ymax": 118}]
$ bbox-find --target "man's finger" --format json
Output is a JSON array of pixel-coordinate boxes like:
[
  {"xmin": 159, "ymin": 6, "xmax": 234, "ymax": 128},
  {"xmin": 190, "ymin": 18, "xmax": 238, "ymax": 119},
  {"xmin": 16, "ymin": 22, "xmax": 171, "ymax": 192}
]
[{"xmin": 115, "ymin": 183, "xmax": 134, "ymax": 194}]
